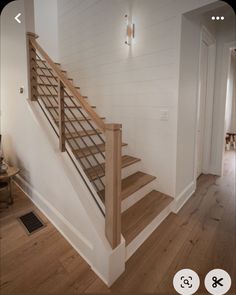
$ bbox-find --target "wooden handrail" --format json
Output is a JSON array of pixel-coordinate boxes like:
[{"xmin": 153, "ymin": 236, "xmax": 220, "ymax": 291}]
[
  {"xmin": 27, "ymin": 32, "xmax": 122, "ymax": 249},
  {"xmin": 27, "ymin": 32, "xmax": 106, "ymax": 133},
  {"xmin": 105, "ymin": 123, "xmax": 122, "ymax": 249}
]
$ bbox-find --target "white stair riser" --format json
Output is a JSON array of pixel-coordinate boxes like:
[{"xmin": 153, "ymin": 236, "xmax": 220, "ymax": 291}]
[
  {"xmin": 89, "ymin": 160, "xmax": 143, "ymax": 184},
  {"xmin": 121, "ymin": 179, "xmax": 158, "ymax": 213},
  {"xmin": 122, "ymin": 161, "xmax": 142, "ymax": 179}
]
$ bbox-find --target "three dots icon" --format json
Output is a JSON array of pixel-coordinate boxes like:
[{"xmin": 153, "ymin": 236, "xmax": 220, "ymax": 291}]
[{"xmin": 212, "ymin": 16, "xmax": 224, "ymax": 20}]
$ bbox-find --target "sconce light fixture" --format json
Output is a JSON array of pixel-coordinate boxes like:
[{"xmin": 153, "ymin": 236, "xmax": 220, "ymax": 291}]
[{"xmin": 125, "ymin": 14, "xmax": 135, "ymax": 46}]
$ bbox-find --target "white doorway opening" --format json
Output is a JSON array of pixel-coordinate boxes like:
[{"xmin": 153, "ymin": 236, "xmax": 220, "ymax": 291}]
[
  {"xmin": 222, "ymin": 47, "xmax": 236, "ymax": 155},
  {"xmin": 195, "ymin": 26, "xmax": 216, "ymax": 178}
]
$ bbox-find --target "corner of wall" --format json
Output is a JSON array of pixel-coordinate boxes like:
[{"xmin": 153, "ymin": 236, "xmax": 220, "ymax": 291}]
[{"xmin": 173, "ymin": 180, "xmax": 196, "ymax": 213}]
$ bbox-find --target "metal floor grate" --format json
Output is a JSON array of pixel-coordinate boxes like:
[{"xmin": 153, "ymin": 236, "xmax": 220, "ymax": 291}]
[{"xmin": 18, "ymin": 211, "xmax": 45, "ymax": 234}]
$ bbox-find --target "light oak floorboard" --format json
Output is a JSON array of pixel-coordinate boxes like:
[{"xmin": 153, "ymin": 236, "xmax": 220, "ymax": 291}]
[{"xmin": 0, "ymin": 151, "xmax": 235, "ymax": 294}]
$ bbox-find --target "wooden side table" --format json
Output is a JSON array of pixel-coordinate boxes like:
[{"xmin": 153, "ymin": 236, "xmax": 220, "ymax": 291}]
[{"xmin": 0, "ymin": 166, "xmax": 20, "ymax": 205}]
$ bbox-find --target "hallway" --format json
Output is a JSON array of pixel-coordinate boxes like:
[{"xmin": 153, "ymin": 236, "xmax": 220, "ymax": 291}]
[{"xmin": 0, "ymin": 151, "xmax": 235, "ymax": 294}]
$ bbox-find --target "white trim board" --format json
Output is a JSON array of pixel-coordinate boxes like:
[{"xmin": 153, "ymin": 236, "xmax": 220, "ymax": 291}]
[
  {"xmin": 13, "ymin": 175, "xmax": 126, "ymax": 287},
  {"xmin": 13, "ymin": 176, "xmax": 109, "ymax": 283},
  {"xmin": 173, "ymin": 181, "xmax": 196, "ymax": 213},
  {"xmin": 14, "ymin": 175, "xmax": 93, "ymax": 250}
]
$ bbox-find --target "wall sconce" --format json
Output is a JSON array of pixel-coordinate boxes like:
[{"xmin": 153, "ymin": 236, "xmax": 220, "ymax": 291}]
[{"xmin": 125, "ymin": 14, "xmax": 135, "ymax": 46}]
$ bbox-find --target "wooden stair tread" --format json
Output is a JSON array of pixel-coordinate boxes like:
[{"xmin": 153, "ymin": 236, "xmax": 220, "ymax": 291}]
[
  {"xmin": 66, "ymin": 129, "xmax": 102, "ymax": 139},
  {"xmin": 122, "ymin": 190, "xmax": 173, "ymax": 245},
  {"xmin": 37, "ymin": 73, "xmax": 67, "ymax": 77},
  {"xmin": 36, "ymin": 83, "xmax": 80, "ymax": 89},
  {"xmin": 45, "ymin": 104, "xmax": 96, "ymax": 109},
  {"xmin": 54, "ymin": 116, "xmax": 105, "ymax": 123},
  {"xmin": 99, "ymin": 171, "xmax": 156, "ymax": 201},
  {"xmin": 86, "ymin": 155, "xmax": 141, "ymax": 181},
  {"xmin": 36, "ymin": 58, "xmax": 61, "ymax": 66},
  {"xmin": 74, "ymin": 142, "xmax": 127, "ymax": 158},
  {"xmin": 36, "ymin": 66, "xmax": 67, "ymax": 73},
  {"xmin": 39, "ymin": 94, "xmax": 87, "ymax": 99}
]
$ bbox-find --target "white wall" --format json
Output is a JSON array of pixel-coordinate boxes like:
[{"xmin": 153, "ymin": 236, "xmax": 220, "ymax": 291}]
[
  {"xmin": 0, "ymin": 0, "xmax": 125, "ymax": 286},
  {"xmin": 34, "ymin": 0, "xmax": 59, "ymax": 61},
  {"xmin": 175, "ymin": 3, "xmax": 236, "ymax": 200},
  {"xmin": 57, "ymin": 0, "xmax": 216, "ymax": 198}
]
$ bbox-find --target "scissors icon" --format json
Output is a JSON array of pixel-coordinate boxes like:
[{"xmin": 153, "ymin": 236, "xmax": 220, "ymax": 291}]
[{"xmin": 212, "ymin": 276, "xmax": 224, "ymax": 288}]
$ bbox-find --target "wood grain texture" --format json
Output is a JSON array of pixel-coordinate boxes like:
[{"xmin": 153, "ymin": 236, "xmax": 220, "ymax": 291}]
[
  {"xmin": 74, "ymin": 142, "xmax": 127, "ymax": 158},
  {"xmin": 0, "ymin": 151, "xmax": 235, "ymax": 294},
  {"xmin": 45, "ymin": 104, "xmax": 96, "ymax": 109},
  {"xmin": 65, "ymin": 129, "xmax": 102, "ymax": 139},
  {"xmin": 122, "ymin": 190, "xmax": 173, "ymax": 245},
  {"xmin": 85, "ymin": 155, "xmax": 141, "ymax": 181},
  {"xmin": 105, "ymin": 124, "xmax": 122, "ymax": 248},
  {"xmin": 100, "ymin": 171, "xmax": 156, "ymax": 201},
  {"xmin": 38, "ymin": 94, "xmax": 86, "ymax": 99},
  {"xmin": 54, "ymin": 116, "xmax": 105, "ymax": 123},
  {"xmin": 0, "ymin": 167, "xmax": 20, "ymax": 181},
  {"xmin": 0, "ymin": 184, "xmax": 98, "ymax": 294},
  {"xmin": 37, "ymin": 83, "xmax": 80, "ymax": 89}
]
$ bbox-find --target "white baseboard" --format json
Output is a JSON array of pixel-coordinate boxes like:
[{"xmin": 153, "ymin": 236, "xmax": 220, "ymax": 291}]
[
  {"xmin": 14, "ymin": 175, "xmax": 93, "ymax": 249},
  {"xmin": 173, "ymin": 181, "xmax": 196, "ymax": 213},
  {"xmin": 13, "ymin": 176, "xmax": 102, "ymax": 275},
  {"xmin": 14, "ymin": 175, "xmax": 125, "ymax": 287}
]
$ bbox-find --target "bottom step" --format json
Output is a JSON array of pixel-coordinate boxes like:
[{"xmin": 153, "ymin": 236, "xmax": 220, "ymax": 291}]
[{"xmin": 122, "ymin": 190, "xmax": 173, "ymax": 245}]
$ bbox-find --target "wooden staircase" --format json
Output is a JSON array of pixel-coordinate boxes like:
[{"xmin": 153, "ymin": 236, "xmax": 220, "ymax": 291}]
[{"xmin": 27, "ymin": 32, "xmax": 173, "ymax": 258}]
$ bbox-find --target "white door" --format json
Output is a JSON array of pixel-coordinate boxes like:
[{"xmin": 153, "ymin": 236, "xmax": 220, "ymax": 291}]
[{"xmin": 196, "ymin": 40, "xmax": 209, "ymax": 177}]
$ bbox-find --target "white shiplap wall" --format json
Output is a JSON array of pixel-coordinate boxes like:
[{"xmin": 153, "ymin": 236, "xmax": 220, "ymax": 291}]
[{"xmin": 57, "ymin": 0, "xmax": 216, "ymax": 197}]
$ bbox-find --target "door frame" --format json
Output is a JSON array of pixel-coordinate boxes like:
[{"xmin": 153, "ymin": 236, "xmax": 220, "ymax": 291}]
[
  {"xmin": 216, "ymin": 41, "xmax": 236, "ymax": 176},
  {"xmin": 194, "ymin": 26, "xmax": 216, "ymax": 180}
]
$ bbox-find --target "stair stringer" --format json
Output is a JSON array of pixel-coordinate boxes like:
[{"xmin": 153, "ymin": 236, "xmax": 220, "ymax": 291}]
[{"xmin": 27, "ymin": 100, "xmax": 126, "ymax": 287}]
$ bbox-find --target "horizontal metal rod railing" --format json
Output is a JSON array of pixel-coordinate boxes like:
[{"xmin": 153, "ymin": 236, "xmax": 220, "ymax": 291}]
[
  {"xmin": 33, "ymin": 51, "xmax": 105, "ymax": 191},
  {"xmin": 27, "ymin": 32, "xmax": 122, "ymax": 249},
  {"xmin": 33, "ymin": 55, "xmax": 105, "ymax": 191},
  {"xmin": 27, "ymin": 32, "xmax": 106, "ymax": 133}
]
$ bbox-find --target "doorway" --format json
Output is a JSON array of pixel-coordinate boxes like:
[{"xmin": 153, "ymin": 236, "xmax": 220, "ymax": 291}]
[
  {"xmin": 195, "ymin": 27, "xmax": 216, "ymax": 178},
  {"xmin": 224, "ymin": 48, "xmax": 236, "ymax": 152}
]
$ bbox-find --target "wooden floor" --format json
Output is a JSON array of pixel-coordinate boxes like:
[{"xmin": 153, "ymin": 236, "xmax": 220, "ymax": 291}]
[{"xmin": 0, "ymin": 151, "xmax": 235, "ymax": 294}]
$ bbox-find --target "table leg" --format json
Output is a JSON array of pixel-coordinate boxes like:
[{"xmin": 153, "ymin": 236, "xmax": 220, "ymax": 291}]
[{"xmin": 8, "ymin": 177, "xmax": 13, "ymax": 205}]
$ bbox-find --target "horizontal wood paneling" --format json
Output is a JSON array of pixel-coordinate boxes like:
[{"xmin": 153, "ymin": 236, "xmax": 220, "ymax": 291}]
[{"xmin": 57, "ymin": 0, "xmax": 214, "ymax": 196}]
